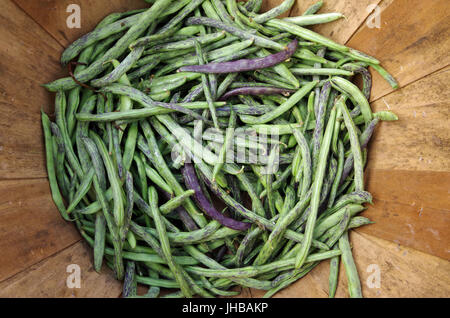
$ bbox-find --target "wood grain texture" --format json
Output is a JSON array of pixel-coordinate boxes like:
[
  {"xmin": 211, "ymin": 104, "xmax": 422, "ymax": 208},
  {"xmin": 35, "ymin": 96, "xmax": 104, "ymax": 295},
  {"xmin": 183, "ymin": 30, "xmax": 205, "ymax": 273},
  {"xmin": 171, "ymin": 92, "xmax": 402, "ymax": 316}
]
[
  {"xmin": 0, "ymin": 0, "xmax": 64, "ymax": 179},
  {"xmin": 0, "ymin": 241, "xmax": 122, "ymax": 298},
  {"xmin": 363, "ymin": 169, "xmax": 450, "ymax": 260},
  {"xmin": 368, "ymin": 66, "xmax": 450, "ymax": 172},
  {"xmin": 307, "ymin": 231, "xmax": 450, "ymax": 298},
  {"xmin": 347, "ymin": 0, "xmax": 450, "ymax": 101},
  {"xmin": 359, "ymin": 193, "xmax": 450, "ymax": 261},
  {"xmin": 0, "ymin": 179, "xmax": 80, "ymax": 283},
  {"xmin": 290, "ymin": 0, "xmax": 381, "ymax": 44},
  {"xmin": 12, "ymin": 0, "xmax": 149, "ymax": 48},
  {"xmin": 239, "ymin": 231, "xmax": 450, "ymax": 298}
]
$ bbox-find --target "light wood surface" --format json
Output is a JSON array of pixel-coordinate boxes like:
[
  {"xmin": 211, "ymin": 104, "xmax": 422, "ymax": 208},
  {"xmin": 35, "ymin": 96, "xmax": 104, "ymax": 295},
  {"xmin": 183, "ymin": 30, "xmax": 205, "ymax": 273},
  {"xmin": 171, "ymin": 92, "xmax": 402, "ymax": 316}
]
[
  {"xmin": 0, "ymin": 0, "xmax": 449, "ymax": 298},
  {"xmin": 291, "ymin": 0, "xmax": 383, "ymax": 44}
]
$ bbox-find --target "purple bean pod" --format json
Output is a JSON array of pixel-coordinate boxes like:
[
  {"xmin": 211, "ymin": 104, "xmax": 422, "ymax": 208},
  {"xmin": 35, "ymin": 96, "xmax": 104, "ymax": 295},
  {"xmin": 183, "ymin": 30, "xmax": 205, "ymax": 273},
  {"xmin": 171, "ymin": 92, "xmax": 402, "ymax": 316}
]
[
  {"xmin": 182, "ymin": 163, "xmax": 251, "ymax": 231},
  {"xmin": 178, "ymin": 39, "xmax": 298, "ymax": 74}
]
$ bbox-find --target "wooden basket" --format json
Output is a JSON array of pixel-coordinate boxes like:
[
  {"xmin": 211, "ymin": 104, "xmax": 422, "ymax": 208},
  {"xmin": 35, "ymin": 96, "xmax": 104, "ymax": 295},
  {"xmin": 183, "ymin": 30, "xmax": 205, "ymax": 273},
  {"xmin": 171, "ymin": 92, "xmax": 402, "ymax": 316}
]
[{"xmin": 0, "ymin": 0, "xmax": 448, "ymax": 298}]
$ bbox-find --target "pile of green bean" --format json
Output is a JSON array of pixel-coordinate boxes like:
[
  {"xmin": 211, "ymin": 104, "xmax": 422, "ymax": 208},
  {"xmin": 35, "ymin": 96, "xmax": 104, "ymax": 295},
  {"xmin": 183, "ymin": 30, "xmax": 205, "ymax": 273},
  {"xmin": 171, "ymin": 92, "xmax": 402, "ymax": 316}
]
[{"xmin": 42, "ymin": 0, "xmax": 398, "ymax": 298}]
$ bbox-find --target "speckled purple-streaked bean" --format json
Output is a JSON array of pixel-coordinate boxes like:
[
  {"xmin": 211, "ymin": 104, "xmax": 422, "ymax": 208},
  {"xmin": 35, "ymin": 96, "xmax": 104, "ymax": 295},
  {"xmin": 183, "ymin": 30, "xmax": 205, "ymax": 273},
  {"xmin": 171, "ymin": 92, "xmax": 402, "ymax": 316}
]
[
  {"xmin": 292, "ymin": 128, "xmax": 312, "ymax": 201},
  {"xmin": 340, "ymin": 118, "xmax": 379, "ymax": 184},
  {"xmin": 156, "ymin": 0, "xmax": 205, "ymax": 36},
  {"xmin": 128, "ymin": 57, "xmax": 161, "ymax": 81},
  {"xmin": 100, "ymin": 83, "xmax": 206, "ymax": 121},
  {"xmin": 325, "ymin": 209, "xmax": 351, "ymax": 248},
  {"xmin": 342, "ymin": 64, "xmax": 372, "ymax": 100},
  {"xmin": 328, "ymin": 140, "xmax": 344, "ymax": 208},
  {"xmin": 334, "ymin": 191, "xmax": 373, "ymax": 210},
  {"xmin": 349, "ymin": 105, "xmax": 361, "ymax": 118},
  {"xmin": 291, "ymin": 153, "xmax": 338, "ymax": 231},
  {"xmin": 235, "ymin": 227, "xmax": 263, "ymax": 267},
  {"xmin": 313, "ymin": 204, "xmax": 365, "ymax": 239},
  {"xmin": 212, "ymin": 47, "xmax": 261, "ymax": 65},
  {"xmin": 161, "ymin": 190, "xmax": 199, "ymax": 232},
  {"xmin": 252, "ymin": 0, "xmax": 295, "ymax": 24},
  {"xmin": 182, "ymin": 84, "xmax": 204, "ymax": 103},
  {"xmin": 348, "ymin": 216, "xmax": 374, "ymax": 229},
  {"xmin": 186, "ymin": 17, "xmax": 285, "ymax": 51},
  {"xmin": 61, "ymin": 12, "xmax": 145, "ymax": 65},
  {"xmin": 179, "ymin": 39, "xmax": 298, "ymax": 74},
  {"xmin": 244, "ymin": 0, "xmax": 263, "ymax": 12},
  {"xmin": 146, "ymin": 31, "xmax": 226, "ymax": 54},
  {"xmin": 123, "ymin": 261, "xmax": 137, "ymax": 298},
  {"xmin": 91, "ymin": 46, "xmax": 145, "ymax": 87},
  {"xmin": 216, "ymin": 104, "xmax": 276, "ymax": 116},
  {"xmin": 121, "ymin": 171, "xmax": 134, "ymax": 241},
  {"xmin": 219, "ymin": 87, "xmax": 296, "ymax": 101},
  {"xmin": 111, "ymin": 126, "xmax": 124, "ymax": 179},
  {"xmin": 312, "ymin": 81, "xmax": 331, "ymax": 173},
  {"xmin": 144, "ymin": 220, "xmax": 222, "ymax": 244}
]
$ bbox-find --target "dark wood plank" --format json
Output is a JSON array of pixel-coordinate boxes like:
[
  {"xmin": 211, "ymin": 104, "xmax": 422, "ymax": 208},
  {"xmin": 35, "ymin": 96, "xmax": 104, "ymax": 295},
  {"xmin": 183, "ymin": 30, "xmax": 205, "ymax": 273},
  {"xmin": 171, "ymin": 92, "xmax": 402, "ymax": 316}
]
[
  {"xmin": 0, "ymin": 179, "xmax": 80, "ymax": 282},
  {"xmin": 360, "ymin": 180, "xmax": 450, "ymax": 261},
  {"xmin": 12, "ymin": 0, "xmax": 149, "ymax": 48},
  {"xmin": 0, "ymin": 241, "xmax": 122, "ymax": 298},
  {"xmin": 0, "ymin": 0, "xmax": 65, "ymax": 179}
]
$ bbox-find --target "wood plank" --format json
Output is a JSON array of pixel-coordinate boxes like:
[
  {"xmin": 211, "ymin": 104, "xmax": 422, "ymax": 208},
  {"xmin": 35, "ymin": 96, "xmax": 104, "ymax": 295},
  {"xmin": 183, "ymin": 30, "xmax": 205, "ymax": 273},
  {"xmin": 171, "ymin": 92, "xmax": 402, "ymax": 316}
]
[
  {"xmin": 368, "ymin": 66, "xmax": 450, "ymax": 172},
  {"xmin": 0, "ymin": 241, "xmax": 122, "ymax": 298},
  {"xmin": 12, "ymin": 0, "xmax": 149, "ymax": 48},
  {"xmin": 347, "ymin": 0, "xmax": 450, "ymax": 101},
  {"xmin": 358, "ymin": 167, "xmax": 450, "ymax": 260},
  {"xmin": 0, "ymin": 179, "xmax": 80, "ymax": 283},
  {"xmin": 366, "ymin": 169, "xmax": 449, "ymax": 213},
  {"xmin": 290, "ymin": 0, "xmax": 381, "ymax": 44},
  {"xmin": 359, "ymin": 193, "xmax": 450, "ymax": 260},
  {"xmin": 307, "ymin": 231, "xmax": 450, "ymax": 298},
  {"xmin": 0, "ymin": 0, "xmax": 65, "ymax": 179},
  {"xmin": 240, "ymin": 231, "xmax": 450, "ymax": 298}
]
